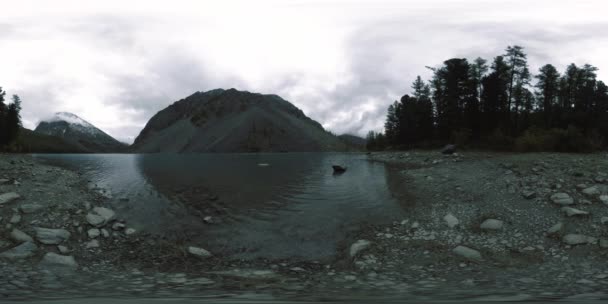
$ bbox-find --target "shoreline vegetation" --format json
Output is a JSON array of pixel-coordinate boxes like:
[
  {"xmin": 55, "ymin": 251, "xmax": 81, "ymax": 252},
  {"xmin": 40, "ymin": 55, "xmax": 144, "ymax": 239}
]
[{"xmin": 367, "ymin": 45, "xmax": 608, "ymax": 153}]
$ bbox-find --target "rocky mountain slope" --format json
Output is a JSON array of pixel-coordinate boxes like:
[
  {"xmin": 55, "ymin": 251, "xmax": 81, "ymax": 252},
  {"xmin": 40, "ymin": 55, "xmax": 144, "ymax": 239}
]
[
  {"xmin": 132, "ymin": 89, "xmax": 349, "ymax": 153},
  {"xmin": 35, "ymin": 112, "xmax": 126, "ymax": 153}
]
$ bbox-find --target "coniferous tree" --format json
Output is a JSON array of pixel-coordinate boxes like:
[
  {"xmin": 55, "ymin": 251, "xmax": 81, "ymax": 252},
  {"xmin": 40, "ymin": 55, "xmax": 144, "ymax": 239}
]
[{"xmin": 535, "ymin": 64, "xmax": 560, "ymax": 128}]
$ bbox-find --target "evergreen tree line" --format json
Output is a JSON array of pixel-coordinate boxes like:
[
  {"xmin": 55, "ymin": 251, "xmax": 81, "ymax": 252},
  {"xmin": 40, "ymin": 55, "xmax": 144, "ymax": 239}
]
[
  {"xmin": 0, "ymin": 86, "xmax": 23, "ymax": 148},
  {"xmin": 367, "ymin": 46, "xmax": 608, "ymax": 152}
]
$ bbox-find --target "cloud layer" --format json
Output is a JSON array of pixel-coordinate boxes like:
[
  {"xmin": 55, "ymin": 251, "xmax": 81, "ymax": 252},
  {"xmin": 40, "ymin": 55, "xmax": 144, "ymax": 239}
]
[{"xmin": 1, "ymin": 0, "xmax": 607, "ymax": 142}]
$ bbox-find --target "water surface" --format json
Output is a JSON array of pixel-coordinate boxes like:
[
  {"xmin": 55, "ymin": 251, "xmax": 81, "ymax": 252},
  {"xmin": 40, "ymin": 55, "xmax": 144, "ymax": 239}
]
[{"xmin": 34, "ymin": 153, "xmax": 404, "ymax": 260}]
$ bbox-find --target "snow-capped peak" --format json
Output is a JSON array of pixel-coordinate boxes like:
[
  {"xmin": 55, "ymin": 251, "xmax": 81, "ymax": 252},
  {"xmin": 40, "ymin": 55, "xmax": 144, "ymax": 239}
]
[{"xmin": 44, "ymin": 112, "xmax": 95, "ymax": 128}]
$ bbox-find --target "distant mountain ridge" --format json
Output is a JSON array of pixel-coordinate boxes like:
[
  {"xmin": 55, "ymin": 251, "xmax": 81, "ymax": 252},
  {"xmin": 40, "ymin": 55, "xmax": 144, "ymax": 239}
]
[
  {"xmin": 132, "ymin": 88, "xmax": 350, "ymax": 152},
  {"xmin": 35, "ymin": 112, "xmax": 126, "ymax": 153}
]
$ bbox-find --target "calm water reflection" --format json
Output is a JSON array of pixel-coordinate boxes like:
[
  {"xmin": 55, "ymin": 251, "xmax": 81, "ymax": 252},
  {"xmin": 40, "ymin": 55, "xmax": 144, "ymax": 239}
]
[{"xmin": 34, "ymin": 153, "xmax": 404, "ymax": 260}]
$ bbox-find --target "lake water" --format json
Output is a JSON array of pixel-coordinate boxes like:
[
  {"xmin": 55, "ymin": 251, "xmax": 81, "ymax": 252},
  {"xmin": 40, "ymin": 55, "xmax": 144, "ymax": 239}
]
[{"xmin": 33, "ymin": 153, "xmax": 404, "ymax": 261}]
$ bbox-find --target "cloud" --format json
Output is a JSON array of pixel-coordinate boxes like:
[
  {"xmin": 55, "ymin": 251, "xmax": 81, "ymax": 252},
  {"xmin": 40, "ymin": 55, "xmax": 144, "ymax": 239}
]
[{"xmin": 1, "ymin": 0, "xmax": 608, "ymax": 142}]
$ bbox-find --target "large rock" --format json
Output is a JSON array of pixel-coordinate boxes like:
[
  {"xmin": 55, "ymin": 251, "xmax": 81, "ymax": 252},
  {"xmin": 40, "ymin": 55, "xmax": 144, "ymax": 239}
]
[
  {"xmin": 453, "ymin": 246, "xmax": 482, "ymax": 261},
  {"xmin": 0, "ymin": 242, "xmax": 37, "ymax": 259},
  {"xmin": 349, "ymin": 239, "xmax": 372, "ymax": 258},
  {"xmin": 86, "ymin": 207, "xmax": 116, "ymax": 227},
  {"xmin": 34, "ymin": 227, "xmax": 71, "ymax": 245},
  {"xmin": 550, "ymin": 193, "xmax": 574, "ymax": 206},
  {"xmin": 562, "ymin": 207, "xmax": 589, "ymax": 217},
  {"xmin": 441, "ymin": 144, "xmax": 456, "ymax": 155},
  {"xmin": 86, "ymin": 214, "xmax": 105, "ymax": 227},
  {"xmin": 19, "ymin": 203, "xmax": 44, "ymax": 214},
  {"xmin": 10, "ymin": 229, "xmax": 34, "ymax": 243},
  {"xmin": 563, "ymin": 234, "xmax": 591, "ymax": 245},
  {"xmin": 39, "ymin": 252, "xmax": 78, "ymax": 268},
  {"xmin": 480, "ymin": 219, "xmax": 503, "ymax": 230},
  {"xmin": 0, "ymin": 192, "xmax": 21, "ymax": 205},
  {"xmin": 444, "ymin": 213, "xmax": 459, "ymax": 228},
  {"xmin": 188, "ymin": 246, "xmax": 212, "ymax": 259},
  {"xmin": 92, "ymin": 207, "xmax": 116, "ymax": 222},
  {"xmin": 582, "ymin": 186, "xmax": 601, "ymax": 197}
]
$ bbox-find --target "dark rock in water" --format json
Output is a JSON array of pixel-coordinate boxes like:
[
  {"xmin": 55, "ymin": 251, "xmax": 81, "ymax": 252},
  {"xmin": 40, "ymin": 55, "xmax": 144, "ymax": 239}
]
[
  {"xmin": 441, "ymin": 144, "xmax": 456, "ymax": 155},
  {"xmin": 333, "ymin": 165, "xmax": 347, "ymax": 174}
]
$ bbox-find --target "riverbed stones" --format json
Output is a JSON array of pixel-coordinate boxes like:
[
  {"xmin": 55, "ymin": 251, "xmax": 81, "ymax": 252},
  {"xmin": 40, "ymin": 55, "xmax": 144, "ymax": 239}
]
[
  {"xmin": 0, "ymin": 242, "xmax": 37, "ymax": 259},
  {"xmin": 34, "ymin": 227, "xmax": 71, "ymax": 244},
  {"xmin": 125, "ymin": 228, "xmax": 136, "ymax": 235},
  {"xmin": 444, "ymin": 213, "xmax": 459, "ymax": 228},
  {"xmin": 582, "ymin": 186, "xmax": 601, "ymax": 197},
  {"xmin": 600, "ymin": 195, "xmax": 608, "ymax": 205},
  {"xmin": 111, "ymin": 222, "xmax": 125, "ymax": 230},
  {"xmin": 480, "ymin": 219, "xmax": 503, "ymax": 230},
  {"xmin": 87, "ymin": 228, "xmax": 101, "ymax": 238},
  {"xmin": 19, "ymin": 203, "xmax": 44, "ymax": 214},
  {"xmin": 453, "ymin": 246, "xmax": 482, "ymax": 261},
  {"xmin": 562, "ymin": 207, "xmax": 589, "ymax": 217},
  {"xmin": 0, "ymin": 192, "xmax": 21, "ymax": 205},
  {"xmin": 349, "ymin": 239, "xmax": 372, "ymax": 258},
  {"xmin": 57, "ymin": 245, "xmax": 69, "ymax": 254},
  {"xmin": 86, "ymin": 207, "xmax": 116, "ymax": 227},
  {"xmin": 522, "ymin": 190, "xmax": 536, "ymax": 199},
  {"xmin": 86, "ymin": 213, "xmax": 105, "ymax": 227},
  {"xmin": 547, "ymin": 222, "xmax": 563, "ymax": 235},
  {"xmin": 188, "ymin": 246, "xmax": 212, "ymax": 259},
  {"xmin": 86, "ymin": 239, "xmax": 100, "ymax": 249},
  {"xmin": 601, "ymin": 217, "xmax": 608, "ymax": 225},
  {"xmin": 563, "ymin": 234, "xmax": 591, "ymax": 245},
  {"xmin": 40, "ymin": 252, "xmax": 78, "ymax": 268},
  {"xmin": 9, "ymin": 214, "xmax": 21, "ymax": 224},
  {"xmin": 10, "ymin": 229, "xmax": 33, "ymax": 243},
  {"xmin": 551, "ymin": 193, "xmax": 574, "ymax": 205}
]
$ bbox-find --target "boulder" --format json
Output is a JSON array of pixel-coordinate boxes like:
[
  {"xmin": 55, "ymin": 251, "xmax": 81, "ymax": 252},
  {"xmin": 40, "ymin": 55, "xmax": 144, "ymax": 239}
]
[
  {"xmin": 563, "ymin": 234, "xmax": 591, "ymax": 245},
  {"xmin": 10, "ymin": 229, "xmax": 34, "ymax": 243},
  {"xmin": 39, "ymin": 253, "xmax": 78, "ymax": 268},
  {"xmin": 57, "ymin": 245, "xmax": 70, "ymax": 254},
  {"xmin": 562, "ymin": 207, "xmax": 589, "ymax": 217},
  {"xmin": 93, "ymin": 207, "xmax": 116, "ymax": 222},
  {"xmin": 480, "ymin": 219, "xmax": 503, "ymax": 230},
  {"xmin": 444, "ymin": 213, "xmax": 459, "ymax": 228},
  {"xmin": 87, "ymin": 228, "xmax": 101, "ymax": 238},
  {"xmin": 19, "ymin": 203, "xmax": 44, "ymax": 214},
  {"xmin": 453, "ymin": 246, "xmax": 482, "ymax": 261},
  {"xmin": 0, "ymin": 192, "xmax": 21, "ymax": 205},
  {"xmin": 86, "ymin": 214, "xmax": 105, "ymax": 227},
  {"xmin": 34, "ymin": 227, "xmax": 71, "ymax": 245},
  {"xmin": 125, "ymin": 228, "xmax": 137, "ymax": 235},
  {"xmin": 582, "ymin": 186, "xmax": 601, "ymax": 197},
  {"xmin": 441, "ymin": 144, "xmax": 456, "ymax": 155},
  {"xmin": 86, "ymin": 207, "xmax": 116, "ymax": 227},
  {"xmin": 0, "ymin": 242, "xmax": 37, "ymax": 259},
  {"xmin": 550, "ymin": 193, "xmax": 574, "ymax": 206},
  {"xmin": 349, "ymin": 239, "xmax": 372, "ymax": 258},
  {"xmin": 188, "ymin": 246, "xmax": 212, "ymax": 259},
  {"xmin": 600, "ymin": 195, "xmax": 608, "ymax": 205}
]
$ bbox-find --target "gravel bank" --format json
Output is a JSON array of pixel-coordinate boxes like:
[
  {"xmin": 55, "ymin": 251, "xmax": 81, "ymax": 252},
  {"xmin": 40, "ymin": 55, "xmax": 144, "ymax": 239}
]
[{"xmin": 2, "ymin": 151, "xmax": 608, "ymax": 301}]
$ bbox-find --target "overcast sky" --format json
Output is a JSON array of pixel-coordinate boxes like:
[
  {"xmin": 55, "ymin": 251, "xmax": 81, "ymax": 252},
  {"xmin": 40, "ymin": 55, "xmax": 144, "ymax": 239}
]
[{"xmin": 1, "ymin": 0, "xmax": 607, "ymax": 143}]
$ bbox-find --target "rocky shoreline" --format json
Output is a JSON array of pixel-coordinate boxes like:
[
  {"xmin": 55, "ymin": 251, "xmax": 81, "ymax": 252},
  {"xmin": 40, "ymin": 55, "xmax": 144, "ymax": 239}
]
[{"xmin": 2, "ymin": 152, "xmax": 608, "ymax": 301}]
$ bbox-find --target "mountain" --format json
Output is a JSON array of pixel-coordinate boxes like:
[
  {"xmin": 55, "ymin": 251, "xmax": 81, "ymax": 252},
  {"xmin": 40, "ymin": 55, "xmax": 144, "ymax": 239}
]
[
  {"xmin": 35, "ymin": 112, "xmax": 127, "ymax": 153},
  {"xmin": 338, "ymin": 134, "xmax": 366, "ymax": 149},
  {"xmin": 15, "ymin": 127, "xmax": 89, "ymax": 153},
  {"xmin": 132, "ymin": 88, "xmax": 349, "ymax": 152}
]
